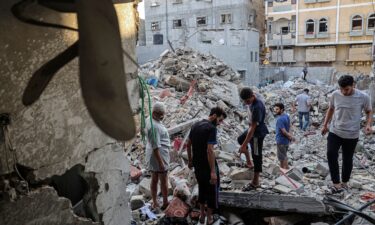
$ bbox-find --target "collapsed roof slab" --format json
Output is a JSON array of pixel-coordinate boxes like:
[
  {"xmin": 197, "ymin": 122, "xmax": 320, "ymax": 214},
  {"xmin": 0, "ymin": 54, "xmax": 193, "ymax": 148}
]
[{"xmin": 219, "ymin": 191, "xmax": 328, "ymax": 215}]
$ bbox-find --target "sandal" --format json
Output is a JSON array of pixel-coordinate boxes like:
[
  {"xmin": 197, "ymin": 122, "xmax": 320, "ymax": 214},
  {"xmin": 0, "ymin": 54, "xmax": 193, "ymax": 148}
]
[
  {"xmin": 342, "ymin": 183, "xmax": 350, "ymax": 191},
  {"xmin": 242, "ymin": 183, "xmax": 260, "ymax": 192},
  {"xmin": 160, "ymin": 203, "xmax": 169, "ymax": 211}
]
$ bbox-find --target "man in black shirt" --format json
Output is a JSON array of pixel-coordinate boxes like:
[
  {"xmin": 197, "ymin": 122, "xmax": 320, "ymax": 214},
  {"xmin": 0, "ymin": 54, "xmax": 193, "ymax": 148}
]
[
  {"xmin": 187, "ymin": 107, "xmax": 227, "ymax": 225},
  {"xmin": 238, "ymin": 87, "xmax": 269, "ymax": 191}
]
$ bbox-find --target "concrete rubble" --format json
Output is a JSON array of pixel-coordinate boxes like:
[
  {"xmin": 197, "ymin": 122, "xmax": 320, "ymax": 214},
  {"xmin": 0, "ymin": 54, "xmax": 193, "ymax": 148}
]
[{"xmin": 127, "ymin": 48, "xmax": 375, "ymax": 224}]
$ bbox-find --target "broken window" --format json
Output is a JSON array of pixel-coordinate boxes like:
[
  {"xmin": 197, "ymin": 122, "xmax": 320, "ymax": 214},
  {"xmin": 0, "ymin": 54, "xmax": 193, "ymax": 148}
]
[
  {"xmin": 220, "ymin": 14, "xmax": 232, "ymax": 24},
  {"xmin": 201, "ymin": 40, "xmax": 212, "ymax": 44},
  {"xmin": 196, "ymin": 17, "xmax": 207, "ymax": 26},
  {"xmin": 250, "ymin": 51, "xmax": 253, "ymax": 62},
  {"xmin": 368, "ymin": 14, "xmax": 375, "ymax": 30},
  {"xmin": 351, "ymin": 15, "xmax": 362, "ymax": 31},
  {"xmin": 319, "ymin": 18, "xmax": 328, "ymax": 33},
  {"xmin": 238, "ymin": 70, "xmax": 246, "ymax": 79},
  {"xmin": 249, "ymin": 14, "xmax": 255, "ymax": 26},
  {"xmin": 151, "ymin": 21, "xmax": 160, "ymax": 31},
  {"xmin": 153, "ymin": 34, "xmax": 163, "ymax": 45},
  {"xmin": 306, "ymin": 19, "xmax": 315, "ymax": 35},
  {"xmin": 281, "ymin": 26, "xmax": 289, "ymax": 34},
  {"xmin": 173, "ymin": 19, "xmax": 183, "ymax": 29}
]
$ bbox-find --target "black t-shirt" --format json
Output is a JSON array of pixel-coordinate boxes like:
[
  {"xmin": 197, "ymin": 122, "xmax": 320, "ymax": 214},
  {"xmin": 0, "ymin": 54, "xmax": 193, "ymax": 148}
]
[
  {"xmin": 189, "ymin": 119, "xmax": 217, "ymax": 170},
  {"xmin": 250, "ymin": 99, "xmax": 269, "ymax": 138}
]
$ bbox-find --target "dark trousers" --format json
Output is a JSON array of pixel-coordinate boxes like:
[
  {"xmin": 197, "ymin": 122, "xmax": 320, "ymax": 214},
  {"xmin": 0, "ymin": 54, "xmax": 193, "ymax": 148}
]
[
  {"xmin": 194, "ymin": 163, "xmax": 220, "ymax": 210},
  {"xmin": 237, "ymin": 130, "xmax": 264, "ymax": 173},
  {"xmin": 327, "ymin": 132, "xmax": 358, "ymax": 184}
]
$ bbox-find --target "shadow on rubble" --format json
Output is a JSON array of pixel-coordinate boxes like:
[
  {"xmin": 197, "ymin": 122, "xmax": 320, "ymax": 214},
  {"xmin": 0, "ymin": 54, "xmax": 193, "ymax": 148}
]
[
  {"xmin": 8, "ymin": 163, "xmax": 101, "ymax": 223},
  {"xmin": 221, "ymin": 206, "xmax": 337, "ymax": 225}
]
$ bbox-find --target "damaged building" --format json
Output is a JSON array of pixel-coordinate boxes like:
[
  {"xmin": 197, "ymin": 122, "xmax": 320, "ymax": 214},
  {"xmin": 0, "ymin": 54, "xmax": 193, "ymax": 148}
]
[
  {"xmin": 265, "ymin": 0, "xmax": 373, "ymax": 75},
  {"xmin": 137, "ymin": 0, "xmax": 264, "ymax": 86}
]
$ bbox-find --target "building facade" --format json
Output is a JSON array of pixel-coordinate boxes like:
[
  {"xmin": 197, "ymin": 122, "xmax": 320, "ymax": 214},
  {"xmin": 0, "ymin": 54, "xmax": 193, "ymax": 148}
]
[
  {"xmin": 137, "ymin": 0, "xmax": 265, "ymax": 86},
  {"xmin": 266, "ymin": 0, "xmax": 373, "ymax": 74}
]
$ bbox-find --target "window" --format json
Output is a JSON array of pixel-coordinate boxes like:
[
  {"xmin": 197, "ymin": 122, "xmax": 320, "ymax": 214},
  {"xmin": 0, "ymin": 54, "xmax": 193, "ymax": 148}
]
[
  {"xmin": 291, "ymin": 0, "xmax": 296, "ymax": 4},
  {"xmin": 172, "ymin": 0, "xmax": 182, "ymax": 4},
  {"xmin": 196, "ymin": 17, "xmax": 207, "ymax": 26},
  {"xmin": 238, "ymin": 70, "xmax": 246, "ymax": 79},
  {"xmin": 250, "ymin": 51, "xmax": 253, "ymax": 62},
  {"xmin": 319, "ymin": 18, "xmax": 328, "ymax": 33},
  {"xmin": 351, "ymin": 15, "xmax": 363, "ymax": 31},
  {"xmin": 249, "ymin": 14, "xmax": 254, "ymax": 26},
  {"xmin": 153, "ymin": 34, "xmax": 163, "ymax": 45},
  {"xmin": 255, "ymin": 52, "xmax": 258, "ymax": 62},
  {"xmin": 368, "ymin": 14, "xmax": 375, "ymax": 30},
  {"xmin": 151, "ymin": 21, "xmax": 160, "ymax": 31},
  {"xmin": 306, "ymin": 19, "xmax": 315, "ymax": 35},
  {"xmin": 173, "ymin": 19, "xmax": 183, "ymax": 29},
  {"xmin": 221, "ymin": 14, "xmax": 232, "ymax": 24},
  {"xmin": 202, "ymin": 40, "xmax": 212, "ymax": 44},
  {"xmin": 281, "ymin": 26, "xmax": 289, "ymax": 34}
]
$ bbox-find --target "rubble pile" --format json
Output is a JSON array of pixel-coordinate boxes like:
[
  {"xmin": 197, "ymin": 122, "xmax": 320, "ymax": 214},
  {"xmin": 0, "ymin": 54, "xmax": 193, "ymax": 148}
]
[{"xmin": 127, "ymin": 49, "xmax": 375, "ymax": 224}]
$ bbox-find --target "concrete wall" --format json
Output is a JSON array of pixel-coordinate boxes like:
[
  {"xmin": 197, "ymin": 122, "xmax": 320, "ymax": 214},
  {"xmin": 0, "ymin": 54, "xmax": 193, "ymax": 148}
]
[
  {"xmin": 260, "ymin": 66, "xmax": 335, "ymax": 84},
  {"xmin": 0, "ymin": 1, "xmax": 138, "ymax": 225}
]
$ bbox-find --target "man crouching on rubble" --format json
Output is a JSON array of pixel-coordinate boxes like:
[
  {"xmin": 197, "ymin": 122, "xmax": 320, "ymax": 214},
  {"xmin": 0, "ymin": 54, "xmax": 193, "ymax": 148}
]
[
  {"xmin": 146, "ymin": 102, "xmax": 170, "ymax": 210},
  {"xmin": 321, "ymin": 75, "xmax": 373, "ymax": 194},
  {"xmin": 238, "ymin": 87, "xmax": 269, "ymax": 191},
  {"xmin": 187, "ymin": 107, "xmax": 227, "ymax": 225}
]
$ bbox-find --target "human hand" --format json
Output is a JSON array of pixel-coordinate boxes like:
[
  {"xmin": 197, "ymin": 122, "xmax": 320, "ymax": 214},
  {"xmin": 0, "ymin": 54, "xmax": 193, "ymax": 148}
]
[
  {"xmin": 238, "ymin": 144, "xmax": 247, "ymax": 154},
  {"xmin": 210, "ymin": 172, "xmax": 217, "ymax": 185},
  {"xmin": 365, "ymin": 125, "xmax": 373, "ymax": 135},
  {"xmin": 321, "ymin": 125, "xmax": 328, "ymax": 136}
]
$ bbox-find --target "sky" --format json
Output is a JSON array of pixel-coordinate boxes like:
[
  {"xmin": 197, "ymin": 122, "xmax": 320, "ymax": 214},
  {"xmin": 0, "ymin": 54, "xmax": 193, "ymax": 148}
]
[{"xmin": 137, "ymin": 1, "xmax": 145, "ymax": 19}]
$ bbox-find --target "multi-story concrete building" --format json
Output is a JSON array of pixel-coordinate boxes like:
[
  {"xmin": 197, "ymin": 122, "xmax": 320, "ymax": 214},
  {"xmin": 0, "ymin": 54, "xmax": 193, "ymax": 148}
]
[
  {"xmin": 137, "ymin": 0, "xmax": 265, "ymax": 86},
  {"xmin": 266, "ymin": 0, "xmax": 373, "ymax": 74}
]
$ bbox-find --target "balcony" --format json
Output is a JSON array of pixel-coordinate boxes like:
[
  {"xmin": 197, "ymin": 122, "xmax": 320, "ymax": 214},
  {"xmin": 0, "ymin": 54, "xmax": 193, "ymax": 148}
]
[{"xmin": 268, "ymin": 33, "xmax": 296, "ymax": 46}]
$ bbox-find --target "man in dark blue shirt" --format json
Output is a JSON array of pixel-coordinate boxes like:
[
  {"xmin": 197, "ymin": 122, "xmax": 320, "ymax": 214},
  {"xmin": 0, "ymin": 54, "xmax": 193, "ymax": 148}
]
[
  {"xmin": 274, "ymin": 103, "xmax": 294, "ymax": 169},
  {"xmin": 187, "ymin": 107, "xmax": 227, "ymax": 225},
  {"xmin": 237, "ymin": 87, "xmax": 269, "ymax": 191}
]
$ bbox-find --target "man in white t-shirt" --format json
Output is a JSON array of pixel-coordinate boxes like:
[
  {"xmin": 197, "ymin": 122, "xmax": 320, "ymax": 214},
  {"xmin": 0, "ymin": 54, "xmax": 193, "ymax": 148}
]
[{"xmin": 321, "ymin": 75, "xmax": 373, "ymax": 193}]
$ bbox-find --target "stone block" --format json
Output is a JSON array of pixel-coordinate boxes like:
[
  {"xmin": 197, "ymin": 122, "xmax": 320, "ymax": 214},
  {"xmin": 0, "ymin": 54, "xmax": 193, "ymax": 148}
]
[
  {"xmin": 286, "ymin": 167, "xmax": 304, "ymax": 182},
  {"xmin": 221, "ymin": 143, "xmax": 237, "ymax": 153},
  {"xmin": 130, "ymin": 195, "xmax": 145, "ymax": 210},
  {"xmin": 266, "ymin": 164, "xmax": 281, "ymax": 176},
  {"xmin": 139, "ymin": 178, "xmax": 152, "ymax": 197},
  {"xmin": 165, "ymin": 76, "xmax": 191, "ymax": 91},
  {"xmin": 218, "ymin": 162, "xmax": 231, "ymax": 176},
  {"xmin": 315, "ymin": 163, "xmax": 329, "ymax": 177},
  {"xmin": 229, "ymin": 167, "xmax": 253, "ymax": 180},
  {"xmin": 276, "ymin": 175, "xmax": 303, "ymax": 190},
  {"xmin": 216, "ymin": 151, "xmax": 236, "ymax": 162}
]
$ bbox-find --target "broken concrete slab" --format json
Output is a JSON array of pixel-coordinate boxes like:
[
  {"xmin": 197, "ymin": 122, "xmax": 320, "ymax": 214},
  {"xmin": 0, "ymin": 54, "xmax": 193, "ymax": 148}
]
[
  {"xmin": 229, "ymin": 167, "xmax": 253, "ymax": 180},
  {"xmin": 273, "ymin": 185, "xmax": 292, "ymax": 194},
  {"xmin": 167, "ymin": 118, "xmax": 199, "ymax": 135},
  {"xmin": 276, "ymin": 176, "xmax": 303, "ymax": 190},
  {"xmin": 0, "ymin": 187, "xmax": 97, "ymax": 225},
  {"xmin": 165, "ymin": 76, "xmax": 191, "ymax": 92}
]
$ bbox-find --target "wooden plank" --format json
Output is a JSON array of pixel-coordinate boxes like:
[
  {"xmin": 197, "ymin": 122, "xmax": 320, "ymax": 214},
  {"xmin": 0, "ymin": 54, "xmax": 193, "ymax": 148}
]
[
  {"xmin": 167, "ymin": 118, "xmax": 199, "ymax": 135},
  {"xmin": 219, "ymin": 191, "xmax": 328, "ymax": 215}
]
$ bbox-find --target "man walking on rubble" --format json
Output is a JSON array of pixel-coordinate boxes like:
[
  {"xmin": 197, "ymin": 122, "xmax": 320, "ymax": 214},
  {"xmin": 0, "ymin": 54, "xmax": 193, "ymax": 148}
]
[
  {"xmin": 187, "ymin": 107, "xmax": 227, "ymax": 225},
  {"xmin": 237, "ymin": 87, "xmax": 269, "ymax": 191},
  {"xmin": 145, "ymin": 102, "xmax": 170, "ymax": 211},
  {"xmin": 274, "ymin": 103, "xmax": 294, "ymax": 169},
  {"xmin": 321, "ymin": 75, "xmax": 373, "ymax": 193},
  {"xmin": 293, "ymin": 88, "xmax": 311, "ymax": 131}
]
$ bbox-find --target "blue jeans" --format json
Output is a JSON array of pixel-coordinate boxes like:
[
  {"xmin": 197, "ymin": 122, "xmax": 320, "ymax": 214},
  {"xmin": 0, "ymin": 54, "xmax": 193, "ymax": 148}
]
[{"xmin": 298, "ymin": 112, "xmax": 309, "ymax": 131}]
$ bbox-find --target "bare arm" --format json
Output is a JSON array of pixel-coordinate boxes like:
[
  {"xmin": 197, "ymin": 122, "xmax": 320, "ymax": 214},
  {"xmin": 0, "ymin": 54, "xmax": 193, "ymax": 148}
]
[
  {"xmin": 241, "ymin": 122, "xmax": 257, "ymax": 148},
  {"xmin": 281, "ymin": 128, "xmax": 293, "ymax": 140},
  {"xmin": 321, "ymin": 106, "xmax": 334, "ymax": 135},
  {"xmin": 365, "ymin": 109, "xmax": 373, "ymax": 134},
  {"xmin": 207, "ymin": 144, "xmax": 217, "ymax": 184}
]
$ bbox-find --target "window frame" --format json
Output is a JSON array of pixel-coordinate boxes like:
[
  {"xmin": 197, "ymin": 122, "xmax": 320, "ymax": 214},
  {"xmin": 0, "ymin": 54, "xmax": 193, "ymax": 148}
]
[
  {"xmin": 151, "ymin": 21, "xmax": 161, "ymax": 31},
  {"xmin": 367, "ymin": 13, "xmax": 375, "ymax": 35},
  {"xmin": 220, "ymin": 13, "xmax": 232, "ymax": 24},
  {"xmin": 196, "ymin": 16, "xmax": 208, "ymax": 26},
  {"xmin": 350, "ymin": 14, "xmax": 364, "ymax": 36},
  {"xmin": 305, "ymin": 19, "xmax": 315, "ymax": 38},
  {"xmin": 173, "ymin": 19, "xmax": 184, "ymax": 29}
]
